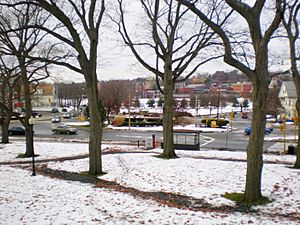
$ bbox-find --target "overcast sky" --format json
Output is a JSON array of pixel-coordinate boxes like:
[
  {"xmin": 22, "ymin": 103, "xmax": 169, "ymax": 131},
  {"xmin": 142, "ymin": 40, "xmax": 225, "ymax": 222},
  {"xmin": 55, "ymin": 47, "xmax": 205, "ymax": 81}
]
[{"xmin": 48, "ymin": 1, "xmax": 290, "ymax": 83}]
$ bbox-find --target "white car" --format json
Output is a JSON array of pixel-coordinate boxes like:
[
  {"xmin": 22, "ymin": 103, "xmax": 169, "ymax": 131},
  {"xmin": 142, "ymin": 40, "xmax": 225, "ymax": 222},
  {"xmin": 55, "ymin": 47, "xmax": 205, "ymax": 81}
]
[
  {"xmin": 51, "ymin": 116, "xmax": 61, "ymax": 123},
  {"xmin": 63, "ymin": 113, "xmax": 71, "ymax": 119}
]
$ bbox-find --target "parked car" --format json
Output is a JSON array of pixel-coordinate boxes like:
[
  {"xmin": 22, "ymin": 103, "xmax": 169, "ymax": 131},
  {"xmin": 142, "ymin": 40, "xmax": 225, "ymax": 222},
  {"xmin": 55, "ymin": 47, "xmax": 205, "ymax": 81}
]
[
  {"xmin": 241, "ymin": 112, "xmax": 248, "ymax": 119},
  {"xmin": 8, "ymin": 126, "xmax": 26, "ymax": 135},
  {"xmin": 63, "ymin": 113, "xmax": 71, "ymax": 119},
  {"xmin": 277, "ymin": 118, "xmax": 294, "ymax": 124},
  {"xmin": 244, "ymin": 126, "xmax": 273, "ymax": 135},
  {"xmin": 266, "ymin": 115, "xmax": 276, "ymax": 122},
  {"xmin": 51, "ymin": 124, "xmax": 78, "ymax": 134},
  {"xmin": 51, "ymin": 116, "xmax": 61, "ymax": 123},
  {"xmin": 32, "ymin": 111, "xmax": 42, "ymax": 118},
  {"xmin": 70, "ymin": 111, "xmax": 78, "ymax": 117},
  {"xmin": 51, "ymin": 108, "xmax": 59, "ymax": 113},
  {"xmin": 11, "ymin": 113, "xmax": 25, "ymax": 120}
]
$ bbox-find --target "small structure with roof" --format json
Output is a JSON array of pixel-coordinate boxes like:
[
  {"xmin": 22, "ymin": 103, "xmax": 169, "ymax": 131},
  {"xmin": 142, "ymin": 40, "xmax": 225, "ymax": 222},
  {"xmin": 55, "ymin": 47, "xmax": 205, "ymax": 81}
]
[{"xmin": 161, "ymin": 130, "xmax": 201, "ymax": 150}]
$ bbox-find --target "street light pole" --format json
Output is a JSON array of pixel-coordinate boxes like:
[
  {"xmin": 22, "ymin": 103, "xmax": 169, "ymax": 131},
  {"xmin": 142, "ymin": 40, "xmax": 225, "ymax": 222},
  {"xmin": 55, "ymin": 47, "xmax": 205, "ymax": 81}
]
[
  {"xmin": 195, "ymin": 95, "xmax": 198, "ymax": 127},
  {"xmin": 217, "ymin": 86, "xmax": 221, "ymax": 119},
  {"xmin": 28, "ymin": 116, "xmax": 36, "ymax": 176}
]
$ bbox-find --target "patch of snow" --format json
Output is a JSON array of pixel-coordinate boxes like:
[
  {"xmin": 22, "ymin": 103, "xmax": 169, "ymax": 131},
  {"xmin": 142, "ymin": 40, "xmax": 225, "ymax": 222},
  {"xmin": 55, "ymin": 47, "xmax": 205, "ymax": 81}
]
[{"xmin": 0, "ymin": 140, "xmax": 299, "ymax": 224}]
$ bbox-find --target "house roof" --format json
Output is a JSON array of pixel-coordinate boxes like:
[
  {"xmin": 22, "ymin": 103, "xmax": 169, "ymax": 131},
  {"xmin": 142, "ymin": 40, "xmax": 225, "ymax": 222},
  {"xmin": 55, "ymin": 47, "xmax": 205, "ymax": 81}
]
[{"xmin": 279, "ymin": 81, "xmax": 297, "ymax": 98}]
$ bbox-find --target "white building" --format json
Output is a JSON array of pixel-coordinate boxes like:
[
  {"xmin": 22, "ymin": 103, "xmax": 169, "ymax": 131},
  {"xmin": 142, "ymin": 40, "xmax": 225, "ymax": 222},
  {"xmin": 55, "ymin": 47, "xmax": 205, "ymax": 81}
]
[{"xmin": 278, "ymin": 81, "xmax": 297, "ymax": 118}]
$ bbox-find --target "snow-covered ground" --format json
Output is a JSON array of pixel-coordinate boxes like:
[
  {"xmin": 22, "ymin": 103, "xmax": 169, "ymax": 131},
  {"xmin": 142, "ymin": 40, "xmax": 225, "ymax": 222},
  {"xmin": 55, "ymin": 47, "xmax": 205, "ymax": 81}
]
[
  {"xmin": 0, "ymin": 140, "xmax": 299, "ymax": 225},
  {"xmin": 106, "ymin": 124, "xmax": 230, "ymax": 133}
]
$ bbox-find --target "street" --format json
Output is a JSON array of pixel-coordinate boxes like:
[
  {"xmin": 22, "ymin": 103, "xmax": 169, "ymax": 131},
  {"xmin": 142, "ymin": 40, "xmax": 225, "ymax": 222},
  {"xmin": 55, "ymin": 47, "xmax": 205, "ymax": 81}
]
[{"xmin": 5, "ymin": 113, "xmax": 293, "ymax": 152}]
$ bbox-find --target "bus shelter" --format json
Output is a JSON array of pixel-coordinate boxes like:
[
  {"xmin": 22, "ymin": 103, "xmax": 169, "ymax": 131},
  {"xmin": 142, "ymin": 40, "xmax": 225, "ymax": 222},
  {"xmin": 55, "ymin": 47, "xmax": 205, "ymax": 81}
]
[{"xmin": 161, "ymin": 130, "xmax": 201, "ymax": 150}]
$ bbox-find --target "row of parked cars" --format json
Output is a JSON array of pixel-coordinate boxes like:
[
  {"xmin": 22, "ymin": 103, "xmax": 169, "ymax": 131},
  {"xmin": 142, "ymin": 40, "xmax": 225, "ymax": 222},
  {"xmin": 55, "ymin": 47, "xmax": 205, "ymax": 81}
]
[
  {"xmin": 50, "ymin": 109, "xmax": 78, "ymax": 134},
  {"xmin": 244, "ymin": 126, "xmax": 273, "ymax": 135},
  {"xmin": 7, "ymin": 108, "xmax": 79, "ymax": 136},
  {"xmin": 51, "ymin": 113, "xmax": 72, "ymax": 123},
  {"xmin": 8, "ymin": 124, "xmax": 78, "ymax": 135}
]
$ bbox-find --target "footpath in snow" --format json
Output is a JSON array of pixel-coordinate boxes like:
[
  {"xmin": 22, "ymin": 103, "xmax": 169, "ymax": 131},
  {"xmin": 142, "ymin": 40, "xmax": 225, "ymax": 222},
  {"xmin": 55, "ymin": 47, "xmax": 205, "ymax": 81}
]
[{"xmin": 0, "ymin": 140, "xmax": 299, "ymax": 225}]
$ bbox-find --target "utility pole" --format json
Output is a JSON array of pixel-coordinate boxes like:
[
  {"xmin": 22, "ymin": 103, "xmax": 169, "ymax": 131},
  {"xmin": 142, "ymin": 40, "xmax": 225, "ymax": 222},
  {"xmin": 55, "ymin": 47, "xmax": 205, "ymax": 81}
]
[
  {"xmin": 216, "ymin": 85, "xmax": 221, "ymax": 119},
  {"xmin": 195, "ymin": 94, "xmax": 198, "ymax": 126},
  {"xmin": 128, "ymin": 91, "xmax": 131, "ymax": 130}
]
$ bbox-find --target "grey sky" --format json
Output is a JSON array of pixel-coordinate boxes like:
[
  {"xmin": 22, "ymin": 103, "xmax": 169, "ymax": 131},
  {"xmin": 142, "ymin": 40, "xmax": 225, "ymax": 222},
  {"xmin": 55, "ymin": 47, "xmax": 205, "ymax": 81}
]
[{"xmin": 49, "ymin": 0, "xmax": 290, "ymax": 83}]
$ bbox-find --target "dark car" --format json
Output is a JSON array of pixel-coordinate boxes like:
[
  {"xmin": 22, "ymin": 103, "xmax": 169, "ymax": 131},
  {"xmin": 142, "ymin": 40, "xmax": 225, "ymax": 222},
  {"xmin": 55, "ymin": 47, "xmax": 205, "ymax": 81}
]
[
  {"xmin": 51, "ymin": 108, "xmax": 59, "ymax": 113},
  {"xmin": 241, "ymin": 112, "xmax": 248, "ymax": 119},
  {"xmin": 32, "ymin": 111, "xmax": 42, "ymax": 118},
  {"xmin": 8, "ymin": 126, "xmax": 26, "ymax": 135}
]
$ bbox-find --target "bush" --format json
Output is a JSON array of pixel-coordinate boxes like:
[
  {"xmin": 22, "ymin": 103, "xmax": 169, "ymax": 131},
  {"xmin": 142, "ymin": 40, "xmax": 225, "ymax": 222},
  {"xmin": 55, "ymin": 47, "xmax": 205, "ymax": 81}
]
[
  {"xmin": 112, "ymin": 115, "xmax": 125, "ymax": 126},
  {"xmin": 174, "ymin": 111, "xmax": 193, "ymax": 118},
  {"xmin": 174, "ymin": 117, "xmax": 194, "ymax": 126}
]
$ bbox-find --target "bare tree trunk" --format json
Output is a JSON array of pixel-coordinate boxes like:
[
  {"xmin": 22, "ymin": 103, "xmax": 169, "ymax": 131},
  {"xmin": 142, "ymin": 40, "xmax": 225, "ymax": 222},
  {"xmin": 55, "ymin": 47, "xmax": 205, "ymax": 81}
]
[
  {"xmin": 85, "ymin": 74, "xmax": 103, "ymax": 175},
  {"xmin": 1, "ymin": 121, "xmax": 9, "ymax": 143},
  {"xmin": 0, "ymin": 88, "xmax": 9, "ymax": 143},
  {"xmin": 161, "ymin": 69, "xmax": 177, "ymax": 158},
  {"xmin": 177, "ymin": 0, "xmax": 282, "ymax": 203},
  {"xmin": 20, "ymin": 63, "xmax": 34, "ymax": 157},
  {"xmin": 291, "ymin": 51, "xmax": 300, "ymax": 169},
  {"xmin": 244, "ymin": 77, "xmax": 269, "ymax": 202},
  {"xmin": 0, "ymin": 83, "xmax": 13, "ymax": 144},
  {"xmin": 295, "ymin": 100, "xmax": 300, "ymax": 168}
]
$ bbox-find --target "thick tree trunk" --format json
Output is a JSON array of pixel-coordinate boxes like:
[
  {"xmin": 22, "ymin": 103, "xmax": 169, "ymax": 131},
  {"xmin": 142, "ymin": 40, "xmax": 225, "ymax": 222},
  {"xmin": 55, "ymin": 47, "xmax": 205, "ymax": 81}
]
[
  {"xmin": 19, "ymin": 61, "xmax": 34, "ymax": 157},
  {"xmin": 23, "ymin": 87, "xmax": 33, "ymax": 156},
  {"xmin": 244, "ymin": 79, "xmax": 269, "ymax": 202},
  {"xmin": 1, "ymin": 84, "xmax": 10, "ymax": 144},
  {"xmin": 294, "ymin": 100, "xmax": 300, "ymax": 168},
  {"xmin": 25, "ymin": 124, "xmax": 34, "ymax": 156},
  {"xmin": 161, "ymin": 70, "xmax": 177, "ymax": 158},
  {"xmin": 85, "ymin": 74, "xmax": 103, "ymax": 175},
  {"xmin": 1, "ymin": 122, "xmax": 9, "ymax": 143}
]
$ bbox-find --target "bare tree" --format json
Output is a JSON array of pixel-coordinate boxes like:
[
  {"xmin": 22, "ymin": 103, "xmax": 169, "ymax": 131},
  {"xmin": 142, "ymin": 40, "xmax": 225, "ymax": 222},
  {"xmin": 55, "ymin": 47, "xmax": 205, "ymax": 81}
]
[
  {"xmin": 115, "ymin": 0, "xmax": 222, "ymax": 158},
  {"xmin": 0, "ymin": 54, "xmax": 20, "ymax": 143},
  {"xmin": 199, "ymin": 93, "xmax": 218, "ymax": 108},
  {"xmin": 179, "ymin": 98, "xmax": 188, "ymax": 109},
  {"xmin": 0, "ymin": 1, "xmax": 50, "ymax": 156},
  {"xmin": 98, "ymin": 80, "xmax": 131, "ymax": 116},
  {"xmin": 178, "ymin": 0, "xmax": 283, "ymax": 202},
  {"xmin": 266, "ymin": 87, "xmax": 282, "ymax": 116},
  {"xmin": 55, "ymin": 82, "xmax": 86, "ymax": 110},
  {"xmin": 2, "ymin": 0, "xmax": 107, "ymax": 175},
  {"xmin": 282, "ymin": 0, "xmax": 300, "ymax": 168}
]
